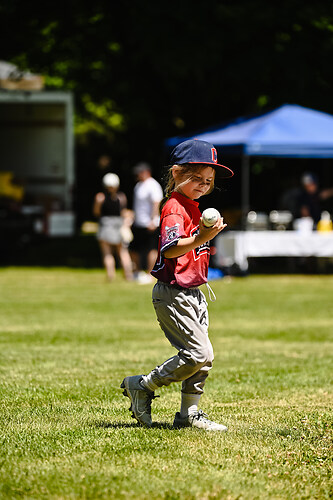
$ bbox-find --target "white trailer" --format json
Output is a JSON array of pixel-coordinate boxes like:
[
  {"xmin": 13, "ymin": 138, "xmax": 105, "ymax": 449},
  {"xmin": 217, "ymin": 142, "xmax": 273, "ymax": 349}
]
[{"xmin": 0, "ymin": 90, "xmax": 75, "ymax": 237}]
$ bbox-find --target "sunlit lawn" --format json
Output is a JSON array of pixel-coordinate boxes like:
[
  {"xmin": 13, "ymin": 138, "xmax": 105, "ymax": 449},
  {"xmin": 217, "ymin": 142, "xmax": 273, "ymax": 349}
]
[{"xmin": 0, "ymin": 268, "xmax": 332, "ymax": 499}]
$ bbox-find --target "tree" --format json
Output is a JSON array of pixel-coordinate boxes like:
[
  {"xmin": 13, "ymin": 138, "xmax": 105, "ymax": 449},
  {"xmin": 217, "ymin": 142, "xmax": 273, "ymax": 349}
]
[{"xmin": 1, "ymin": 1, "xmax": 333, "ymax": 218}]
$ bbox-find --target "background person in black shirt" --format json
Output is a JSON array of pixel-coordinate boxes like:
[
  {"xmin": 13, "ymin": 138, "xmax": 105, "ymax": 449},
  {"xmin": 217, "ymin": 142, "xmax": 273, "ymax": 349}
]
[{"xmin": 93, "ymin": 173, "xmax": 134, "ymax": 281}]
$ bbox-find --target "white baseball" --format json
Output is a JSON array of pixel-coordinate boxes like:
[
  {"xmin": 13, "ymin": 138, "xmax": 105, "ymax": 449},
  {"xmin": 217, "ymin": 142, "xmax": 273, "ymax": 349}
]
[{"xmin": 202, "ymin": 208, "xmax": 221, "ymax": 227}]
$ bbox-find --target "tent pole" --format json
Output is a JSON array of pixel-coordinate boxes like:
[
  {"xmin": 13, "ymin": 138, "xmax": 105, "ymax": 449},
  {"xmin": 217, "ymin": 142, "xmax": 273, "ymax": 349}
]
[{"xmin": 241, "ymin": 154, "xmax": 250, "ymax": 229}]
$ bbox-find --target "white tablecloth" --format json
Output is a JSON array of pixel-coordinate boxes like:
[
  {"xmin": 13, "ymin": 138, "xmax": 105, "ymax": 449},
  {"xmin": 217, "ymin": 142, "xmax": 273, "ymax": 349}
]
[{"xmin": 215, "ymin": 231, "xmax": 333, "ymax": 270}]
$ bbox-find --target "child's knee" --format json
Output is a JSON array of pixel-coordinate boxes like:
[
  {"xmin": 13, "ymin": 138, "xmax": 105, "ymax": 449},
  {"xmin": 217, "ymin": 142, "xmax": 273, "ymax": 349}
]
[
  {"xmin": 202, "ymin": 344, "xmax": 214, "ymax": 365},
  {"xmin": 191, "ymin": 345, "xmax": 214, "ymax": 367}
]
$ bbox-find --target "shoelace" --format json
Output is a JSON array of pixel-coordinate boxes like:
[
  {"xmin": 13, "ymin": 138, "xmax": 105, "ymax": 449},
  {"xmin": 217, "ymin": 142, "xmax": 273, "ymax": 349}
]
[{"xmin": 190, "ymin": 409, "xmax": 210, "ymax": 423}]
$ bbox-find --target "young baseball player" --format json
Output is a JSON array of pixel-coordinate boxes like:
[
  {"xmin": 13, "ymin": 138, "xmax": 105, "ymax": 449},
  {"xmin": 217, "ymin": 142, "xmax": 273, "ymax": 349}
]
[{"xmin": 121, "ymin": 139, "xmax": 234, "ymax": 430}]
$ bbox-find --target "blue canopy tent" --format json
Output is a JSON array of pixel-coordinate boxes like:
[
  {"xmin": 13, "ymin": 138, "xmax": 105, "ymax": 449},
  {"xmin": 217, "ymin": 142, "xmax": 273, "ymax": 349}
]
[{"xmin": 165, "ymin": 104, "xmax": 333, "ymax": 218}]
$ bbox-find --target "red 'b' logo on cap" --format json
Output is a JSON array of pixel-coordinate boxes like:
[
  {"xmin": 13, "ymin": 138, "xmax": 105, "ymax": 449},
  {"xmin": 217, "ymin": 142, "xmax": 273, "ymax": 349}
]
[{"xmin": 211, "ymin": 148, "xmax": 217, "ymax": 163}]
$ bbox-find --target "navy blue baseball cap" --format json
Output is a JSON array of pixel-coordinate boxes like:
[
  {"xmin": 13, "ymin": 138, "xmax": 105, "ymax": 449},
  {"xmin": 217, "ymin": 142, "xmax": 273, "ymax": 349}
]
[{"xmin": 170, "ymin": 139, "xmax": 234, "ymax": 178}]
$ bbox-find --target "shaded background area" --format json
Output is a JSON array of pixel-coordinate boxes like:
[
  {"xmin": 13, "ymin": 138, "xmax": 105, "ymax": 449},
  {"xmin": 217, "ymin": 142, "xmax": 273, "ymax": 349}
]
[{"xmin": 0, "ymin": 1, "xmax": 333, "ymax": 268}]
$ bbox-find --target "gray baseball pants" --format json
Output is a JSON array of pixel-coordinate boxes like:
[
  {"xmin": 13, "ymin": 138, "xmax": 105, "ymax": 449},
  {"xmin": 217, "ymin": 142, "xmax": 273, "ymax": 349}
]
[{"xmin": 148, "ymin": 281, "xmax": 214, "ymax": 395}]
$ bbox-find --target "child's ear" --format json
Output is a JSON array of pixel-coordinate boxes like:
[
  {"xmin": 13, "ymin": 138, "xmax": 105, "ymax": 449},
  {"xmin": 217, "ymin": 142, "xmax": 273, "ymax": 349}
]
[{"xmin": 171, "ymin": 165, "xmax": 179, "ymax": 180}]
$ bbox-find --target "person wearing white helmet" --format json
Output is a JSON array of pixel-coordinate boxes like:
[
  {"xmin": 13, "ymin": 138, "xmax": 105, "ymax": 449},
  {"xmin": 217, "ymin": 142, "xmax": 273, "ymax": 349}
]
[{"xmin": 93, "ymin": 173, "xmax": 134, "ymax": 281}]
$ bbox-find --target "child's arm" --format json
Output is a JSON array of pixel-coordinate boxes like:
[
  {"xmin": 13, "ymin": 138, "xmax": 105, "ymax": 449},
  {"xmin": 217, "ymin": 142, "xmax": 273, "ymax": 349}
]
[{"xmin": 164, "ymin": 218, "xmax": 227, "ymax": 259}]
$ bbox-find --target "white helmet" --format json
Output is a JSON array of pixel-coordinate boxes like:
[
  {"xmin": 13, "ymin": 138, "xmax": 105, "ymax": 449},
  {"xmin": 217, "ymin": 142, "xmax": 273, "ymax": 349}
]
[{"xmin": 102, "ymin": 173, "xmax": 120, "ymax": 188}]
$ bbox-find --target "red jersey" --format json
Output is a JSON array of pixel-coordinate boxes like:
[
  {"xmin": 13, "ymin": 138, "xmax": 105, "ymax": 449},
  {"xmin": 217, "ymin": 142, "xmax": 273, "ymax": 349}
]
[{"xmin": 151, "ymin": 192, "xmax": 210, "ymax": 288}]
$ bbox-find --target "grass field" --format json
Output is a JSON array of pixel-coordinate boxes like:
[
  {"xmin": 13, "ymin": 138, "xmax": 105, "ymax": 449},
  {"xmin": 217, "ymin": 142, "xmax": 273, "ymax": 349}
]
[{"xmin": 0, "ymin": 268, "xmax": 332, "ymax": 499}]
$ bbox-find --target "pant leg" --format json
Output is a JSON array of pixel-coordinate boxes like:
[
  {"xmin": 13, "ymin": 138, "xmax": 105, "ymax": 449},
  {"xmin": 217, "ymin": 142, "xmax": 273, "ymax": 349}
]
[{"xmin": 149, "ymin": 282, "xmax": 214, "ymax": 395}]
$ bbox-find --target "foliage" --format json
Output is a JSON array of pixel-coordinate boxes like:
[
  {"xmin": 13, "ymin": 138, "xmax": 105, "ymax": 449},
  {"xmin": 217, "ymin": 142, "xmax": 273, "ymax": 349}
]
[
  {"xmin": 0, "ymin": 268, "xmax": 332, "ymax": 499},
  {"xmin": 1, "ymin": 1, "xmax": 333, "ymax": 162}
]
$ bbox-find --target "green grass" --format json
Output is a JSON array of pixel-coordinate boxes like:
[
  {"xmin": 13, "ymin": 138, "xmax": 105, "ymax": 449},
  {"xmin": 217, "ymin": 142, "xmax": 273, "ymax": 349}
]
[{"xmin": 0, "ymin": 268, "xmax": 332, "ymax": 499}]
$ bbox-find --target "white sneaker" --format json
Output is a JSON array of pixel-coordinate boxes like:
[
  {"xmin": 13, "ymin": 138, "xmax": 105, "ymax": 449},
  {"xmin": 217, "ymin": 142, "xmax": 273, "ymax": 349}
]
[
  {"xmin": 173, "ymin": 410, "xmax": 228, "ymax": 431},
  {"xmin": 120, "ymin": 375, "xmax": 158, "ymax": 427}
]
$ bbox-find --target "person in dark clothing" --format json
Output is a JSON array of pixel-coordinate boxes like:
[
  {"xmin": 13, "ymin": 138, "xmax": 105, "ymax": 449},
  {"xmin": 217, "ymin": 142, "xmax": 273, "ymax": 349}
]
[
  {"xmin": 280, "ymin": 172, "xmax": 333, "ymax": 225},
  {"xmin": 93, "ymin": 173, "xmax": 133, "ymax": 281}
]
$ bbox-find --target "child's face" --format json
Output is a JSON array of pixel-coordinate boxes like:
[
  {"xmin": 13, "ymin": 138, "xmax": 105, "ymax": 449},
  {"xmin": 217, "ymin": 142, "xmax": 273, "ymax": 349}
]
[{"xmin": 174, "ymin": 166, "xmax": 215, "ymax": 200}]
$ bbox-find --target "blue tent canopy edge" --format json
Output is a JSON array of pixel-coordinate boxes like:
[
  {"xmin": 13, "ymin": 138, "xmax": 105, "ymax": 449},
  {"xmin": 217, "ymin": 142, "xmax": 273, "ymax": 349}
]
[
  {"xmin": 165, "ymin": 104, "xmax": 333, "ymax": 219},
  {"xmin": 165, "ymin": 104, "xmax": 333, "ymax": 158}
]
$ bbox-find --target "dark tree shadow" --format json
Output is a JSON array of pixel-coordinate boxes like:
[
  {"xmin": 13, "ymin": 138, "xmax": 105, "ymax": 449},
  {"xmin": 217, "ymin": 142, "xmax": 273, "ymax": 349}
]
[{"xmin": 93, "ymin": 420, "xmax": 174, "ymax": 430}]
